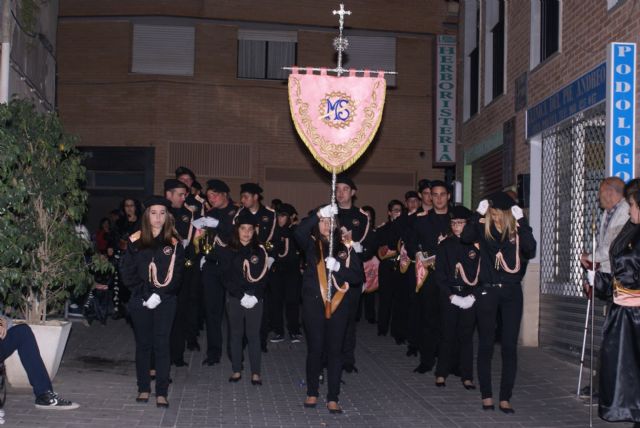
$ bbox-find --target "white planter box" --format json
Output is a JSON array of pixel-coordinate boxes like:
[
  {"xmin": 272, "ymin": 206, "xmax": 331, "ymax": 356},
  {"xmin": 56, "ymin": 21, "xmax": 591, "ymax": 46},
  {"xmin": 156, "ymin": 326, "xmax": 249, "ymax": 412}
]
[{"xmin": 4, "ymin": 320, "xmax": 72, "ymax": 389}]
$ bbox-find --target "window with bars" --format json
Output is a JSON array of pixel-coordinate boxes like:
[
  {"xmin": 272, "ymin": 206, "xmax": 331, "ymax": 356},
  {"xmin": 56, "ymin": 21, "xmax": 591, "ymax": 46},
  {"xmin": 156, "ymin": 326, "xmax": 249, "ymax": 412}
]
[{"xmin": 237, "ymin": 30, "xmax": 297, "ymax": 80}]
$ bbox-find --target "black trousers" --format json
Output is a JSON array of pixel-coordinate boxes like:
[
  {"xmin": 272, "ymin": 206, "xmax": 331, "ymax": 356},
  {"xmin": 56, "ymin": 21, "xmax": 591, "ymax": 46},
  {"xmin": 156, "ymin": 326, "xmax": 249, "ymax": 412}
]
[
  {"xmin": 435, "ymin": 291, "xmax": 476, "ymax": 381},
  {"xmin": 377, "ymin": 259, "xmax": 399, "ymax": 335},
  {"xmin": 269, "ymin": 268, "xmax": 301, "ymax": 336},
  {"xmin": 341, "ymin": 283, "xmax": 362, "ymax": 367},
  {"xmin": 404, "ymin": 265, "xmax": 419, "ymax": 346},
  {"xmin": 303, "ymin": 291, "xmax": 350, "ymax": 402},
  {"xmin": 129, "ymin": 296, "xmax": 176, "ymax": 396},
  {"xmin": 227, "ymin": 297, "xmax": 263, "ymax": 375},
  {"xmin": 202, "ymin": 262, "xmax": 226, "ymax": 361},
  {"xmin": 357, "ymin": 291, "xmax": 376, "ymax": 322},
  {"xmin": 415, "ymin": 276, "xmax": 440, "ymax": 367},
  {"xmin": 476, "ymin": 283, "xmax": 523, "ymax": 401},
  {"xmin": 169, "ymin": 263, "xmax": 200, "ymax": 362}
]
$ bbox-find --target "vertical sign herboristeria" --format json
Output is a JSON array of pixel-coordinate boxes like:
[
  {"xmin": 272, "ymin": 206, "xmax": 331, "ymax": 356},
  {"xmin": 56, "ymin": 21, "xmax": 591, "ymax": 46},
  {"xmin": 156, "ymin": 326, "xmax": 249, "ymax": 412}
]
[{"xmin": 434, "ymin": 35, "xmax": 456, "ymax": 166}]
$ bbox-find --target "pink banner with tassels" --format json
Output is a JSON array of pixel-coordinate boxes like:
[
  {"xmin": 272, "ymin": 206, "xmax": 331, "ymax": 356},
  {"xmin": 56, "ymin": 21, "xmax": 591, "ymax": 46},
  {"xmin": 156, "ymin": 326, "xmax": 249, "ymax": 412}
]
[{"xmin": 288, "ymin": 68, "xmax": 387, "ymax": 173}]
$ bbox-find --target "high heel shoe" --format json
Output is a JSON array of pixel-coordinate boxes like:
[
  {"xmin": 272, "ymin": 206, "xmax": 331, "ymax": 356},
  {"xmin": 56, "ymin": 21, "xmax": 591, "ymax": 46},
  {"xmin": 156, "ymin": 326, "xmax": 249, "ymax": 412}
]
[
  {"xmin": 499, "ymin": 401, "xmax": 515, "ymax": 414},
  {"xmin": 228, "ymin": 373, "xmax": 242, "ymax": 383},
  {"xmin": 462, "ymin": 381, "xmax": 476, "ymax": 390},
  {"xmin": 327, "ymin": 401, "xmax": 343, "ymax": 414},
  {"xmin": 482, "ymin": 399, "xmax": 495, "ymax": 411},
  {"xmin": 156, "ymin": 396, "xmax": 169, "ymax": 408},
  {"xmin": 303, "ymin": 397, "xmax": 318, "ymax": 408},
  {"xmin": 435, "ymin": 377, "xmax": 446, "ymax": 387},
  {"xmin": 251, "ymin": 375, "xmax": 262, "ymax": 386},
  {"xmin": 136, "ymin": 392, "xmax": 150, "ymax": 403}
]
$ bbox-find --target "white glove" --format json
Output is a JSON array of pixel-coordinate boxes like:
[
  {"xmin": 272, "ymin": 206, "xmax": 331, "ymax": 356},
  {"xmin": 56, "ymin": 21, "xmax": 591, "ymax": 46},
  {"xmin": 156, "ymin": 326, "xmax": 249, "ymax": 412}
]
[
  {"xmin": 460, "ymin": 295, "xmax": 476, "ymax": 309},
  {"xmin": 181, "ymin": 239, "xmax": 190, "ymax": 249},
  {"xmin": 240, "ymin": 293, "xmax": 252, "ymax": 308},
  {"xmin": 450, "ymin": 295, "xmax": 465, "ymax": 308},
  {"xmin": 325, "ymin": 256, "xmax": 340, "ymax": 272},
  {"xmin": 587, "ymin": 270, "xmax": 595, "ymax": 286},
  {"xmin": 477, "ymin": 199, "xmax": 489, "ymax": 215},
  {"xmin": 246, "ymin": 295, "xmax": 258, "ymax": 309},
  {"xmin": 318, "ymin": 204, "xmax": 338, "ymax": 218},
  {"xmin": 200, "ymin": 257, "xmax": 206, "ymax": 270},
  {"xmin": 143, "ymin": 293, "xmax": 161, "ymax": 309},
  {"xmin": 192, "ymin": 217, "xmax": 219, "ymax": 229},
  {"xmin": 511, "ymin": 205, "xmax": 524, "ymax": 220},
  {"xmin": 416, "ymin": 252, "xmax": 426, "ymax": 264},
  {"xmin": 351, "ymin": 241, "xmax": 363, "ymax": 253},
  {"xmin": 267, "ymin": 257, "xmax": 275, "ymax": 269}
]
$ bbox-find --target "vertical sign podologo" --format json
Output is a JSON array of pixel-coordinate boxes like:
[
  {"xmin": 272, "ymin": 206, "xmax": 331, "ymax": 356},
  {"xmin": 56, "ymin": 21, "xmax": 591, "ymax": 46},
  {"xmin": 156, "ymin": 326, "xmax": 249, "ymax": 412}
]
[
  {"xmin": 434, "ymin": 35, "xmax": 456, "ymax": 166},
  {"xmin": 606, "ymin": 42, "xmax": 636, "ymax": 182}
]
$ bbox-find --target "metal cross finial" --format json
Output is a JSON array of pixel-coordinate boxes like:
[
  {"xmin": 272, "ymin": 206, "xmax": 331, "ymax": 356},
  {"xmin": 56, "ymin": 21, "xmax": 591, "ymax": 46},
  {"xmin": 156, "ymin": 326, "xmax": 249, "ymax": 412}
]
[{"xmin": 332, "ymin": 4, "xmax": 351, "ymax": 76}]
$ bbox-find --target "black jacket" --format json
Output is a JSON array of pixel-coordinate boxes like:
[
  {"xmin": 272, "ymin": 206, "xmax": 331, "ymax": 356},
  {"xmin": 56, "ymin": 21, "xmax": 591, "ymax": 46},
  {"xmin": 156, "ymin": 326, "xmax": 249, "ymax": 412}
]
[
  {"xmin": 435, "ymin": 235, "xmax": 481, "ymax": 295},
  {"xmin": 294, "ymin": 214, "xmax": 364, "ymax": 299},
  {"xmin": 217, "ymin": 243, "xmax": 268, "ymax": 299},
  {"xmin": 120, "ymin": 233, "xmax": 185, "ymax": 300}
]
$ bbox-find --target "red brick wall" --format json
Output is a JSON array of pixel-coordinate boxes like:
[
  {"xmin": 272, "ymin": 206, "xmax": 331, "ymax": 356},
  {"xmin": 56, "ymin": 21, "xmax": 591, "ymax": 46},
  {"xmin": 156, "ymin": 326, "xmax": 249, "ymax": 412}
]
[
  {"xmin": 56, "ymin": 1, "xmax": 456, "ymax": 217},
  {"xmin": 458, "ymin": 0, "xmax": 640, "ymax": 182}
]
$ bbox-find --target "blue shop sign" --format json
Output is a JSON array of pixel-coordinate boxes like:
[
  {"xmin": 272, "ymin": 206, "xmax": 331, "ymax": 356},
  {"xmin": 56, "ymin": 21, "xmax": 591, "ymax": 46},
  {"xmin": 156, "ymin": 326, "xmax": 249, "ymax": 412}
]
[
  {"xmin": 526, "ymin": 63, "xmax": 606, "ymax": 138},
  {"xmin": 606, "ymin": 42, "xmax": 636, "ymax": 182}
]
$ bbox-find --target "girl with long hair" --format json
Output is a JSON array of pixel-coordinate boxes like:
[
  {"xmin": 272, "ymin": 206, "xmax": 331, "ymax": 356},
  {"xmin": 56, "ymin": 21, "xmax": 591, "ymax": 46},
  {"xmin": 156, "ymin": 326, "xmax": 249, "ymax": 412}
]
[
  {"xmin": 218, "ymin": 211, "xmax": 268, "ymax": 385},
  {"xmin": 294, "ymin": 204, "xmax": 364, "ymax": 414},
  {"xmin": 120, "ymin": 196, "xmax": 184, "ymax": 408},
  {"xmin": 460, "ymin": 192, "xmax": 536, "ymax": 414}
]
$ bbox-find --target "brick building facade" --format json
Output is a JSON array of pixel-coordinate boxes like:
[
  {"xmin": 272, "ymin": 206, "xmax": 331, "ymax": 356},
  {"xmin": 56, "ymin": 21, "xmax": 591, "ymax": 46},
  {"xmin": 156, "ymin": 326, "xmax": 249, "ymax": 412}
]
[
  {"xmin": 458, "ymin": 0, "xmax": 640, "ymax": 356},
  {"xmin": 56, "ymin": 0, "xmax": 458, "ymax": 226}
]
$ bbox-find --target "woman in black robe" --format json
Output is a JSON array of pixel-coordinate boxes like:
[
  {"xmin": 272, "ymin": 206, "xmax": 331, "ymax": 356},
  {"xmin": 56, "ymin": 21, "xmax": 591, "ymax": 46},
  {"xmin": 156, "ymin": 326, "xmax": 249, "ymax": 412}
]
[{"xmin": 597, "ymin": 188, "xmax": 640, "ymax": 425}]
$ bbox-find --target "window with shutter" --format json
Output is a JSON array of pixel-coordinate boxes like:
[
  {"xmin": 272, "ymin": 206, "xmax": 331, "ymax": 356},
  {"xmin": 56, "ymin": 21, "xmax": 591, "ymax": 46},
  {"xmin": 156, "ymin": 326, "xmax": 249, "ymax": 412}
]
[{"xmin": 131, "ymin": 24, "xmax": 195, "ymax": 76}]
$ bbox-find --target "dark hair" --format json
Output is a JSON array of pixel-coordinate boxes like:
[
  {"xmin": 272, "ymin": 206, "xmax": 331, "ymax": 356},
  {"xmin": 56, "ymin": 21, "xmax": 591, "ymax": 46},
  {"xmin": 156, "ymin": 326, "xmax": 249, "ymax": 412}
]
[
  {"xmin": 229, "ymin": 223, "xmax": 260, "ymax": 251},
  {"xmin": 311, "ymin": 217, "xmax": 343, "ymax": 261},
  {"xmin": 362, "ymin": 205, "xmax": 377, "ymax": 226},
  {"xmin": 387, "ymin": 200, "xmax": 403, "ymax": 212},
  {"xmin": 120, "ymin": 198, "xmax": 142, "ymax": 218},
  {"xmin": 99, "ymin": 217, "xmax": 111, "ymax": 229},
  {"xmin": 624, "ymin": 178, "xmax": 640, "ymax": 199},
  {"xmin": 627, "ymin": 187, "xmax": 640, "ymax": 207},
  {"xmin": 139, "ymin": 207, "xmax": 179, "ymax": 248}
]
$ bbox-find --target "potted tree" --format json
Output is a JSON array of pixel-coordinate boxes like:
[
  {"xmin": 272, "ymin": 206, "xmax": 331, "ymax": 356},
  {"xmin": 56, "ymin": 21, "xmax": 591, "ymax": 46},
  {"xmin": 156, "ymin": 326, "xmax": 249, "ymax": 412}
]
[{"xmin": 0, "ymin": 100, "xmax": 109, "ymax": 387}]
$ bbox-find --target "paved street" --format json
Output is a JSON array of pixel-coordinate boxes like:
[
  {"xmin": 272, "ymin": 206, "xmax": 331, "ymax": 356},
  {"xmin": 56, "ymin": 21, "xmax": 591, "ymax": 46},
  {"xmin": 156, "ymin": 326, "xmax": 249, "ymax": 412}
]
[{"xmin": 1, "ymin": 318, "xmax": 620, "ymax": 428}]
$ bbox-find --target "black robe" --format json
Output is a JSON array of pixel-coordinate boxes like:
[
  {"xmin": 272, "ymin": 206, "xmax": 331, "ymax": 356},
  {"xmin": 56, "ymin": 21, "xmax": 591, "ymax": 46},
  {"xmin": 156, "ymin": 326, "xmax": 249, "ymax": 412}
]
[{"xmin": 598, "ymin": 220, "xmax": 640, "ymax": 423}]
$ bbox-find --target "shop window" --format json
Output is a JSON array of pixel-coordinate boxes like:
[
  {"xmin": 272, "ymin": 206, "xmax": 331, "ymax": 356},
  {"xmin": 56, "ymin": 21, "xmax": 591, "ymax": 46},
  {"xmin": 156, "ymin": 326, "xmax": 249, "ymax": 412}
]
[
  {"xmin": 131, "ymin": 24, "xmax": 195, "ymax": 76},
  {"xmin": 237, "ymin": 30, "xmax": 297, "ymax": 80}
]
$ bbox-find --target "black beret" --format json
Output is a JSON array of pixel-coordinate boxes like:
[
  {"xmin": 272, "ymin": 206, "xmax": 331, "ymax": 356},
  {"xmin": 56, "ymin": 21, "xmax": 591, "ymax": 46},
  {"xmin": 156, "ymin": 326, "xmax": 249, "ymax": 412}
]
[
  {"xmin": 235, "ymin": 209, "xmax": 257, "ymax": 226},
  {"xmin": 144, "ymin": 195, "xmax": 172, "ymax": 210},
  {"xmin": 418, "ymin": 179, "xmax": 431, "ymax": 192},
  {"xmin": 192, "ymin": 180, "xmax": 202, "ymax": 190},
  {"xmin": 175, "ymin": 166, "xmax": 196, "ymax": 181},
  {"xmin": 429, "ymin": 180, "xmax": 448, "ymax": 191},
  {"xmin": 164, "ymin": 179, "xmax": 187, "ymax": 192},
  {"xmin": 486, "ymin": 191, "xmax": 516, "ymax": 210},
  {"xmin": 336, "ymin": 174, "xmax": 357, "ymax": 190},
  {"xmin": 276, "ymin": 203, "xmax": 296, "ymax": 217},
  {"xmin": 240, "ymin": 182, "xmax": 263, "ymax": 195},
  {"xmin": 449, "ymin": 205, "xmax": 472, "ymax": 220},
  {"xmin": 405, "ymin": 191, "xmax": 420, "ymax": 200},
  {"xmin": 207, "ymin": 179, "xmax": 230, "ymax": 193}
]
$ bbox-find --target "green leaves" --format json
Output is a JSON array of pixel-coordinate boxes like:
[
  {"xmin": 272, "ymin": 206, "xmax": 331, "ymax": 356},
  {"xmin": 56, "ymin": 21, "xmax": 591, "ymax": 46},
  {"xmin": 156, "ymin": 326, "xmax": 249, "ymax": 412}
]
[{"xmin": 0, "ymin": 101, "xmax": 92, "ymax": 323}]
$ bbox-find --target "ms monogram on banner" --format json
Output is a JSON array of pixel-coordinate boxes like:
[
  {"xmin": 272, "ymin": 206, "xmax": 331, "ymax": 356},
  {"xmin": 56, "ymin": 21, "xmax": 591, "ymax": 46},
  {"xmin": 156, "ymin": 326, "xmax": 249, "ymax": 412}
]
[{"xmin": 320, "ymin": 91, "xmax": 356, "ymax": 129}]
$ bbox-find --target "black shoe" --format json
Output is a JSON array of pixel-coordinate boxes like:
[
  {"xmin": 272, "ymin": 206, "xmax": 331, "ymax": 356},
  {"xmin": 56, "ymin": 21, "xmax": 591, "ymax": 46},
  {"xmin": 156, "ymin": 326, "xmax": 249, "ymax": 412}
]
[
  {"xmin": 251, "ymin": 376, "xmax": 262, "ymax": 386},
  {"xmin": 172, "ymin": 359, "xmax": 187, "ymax": 367},
  {"xmin": 270, "ymin": 334, "xmax": 285, "ymax": 343},
  {"xmin": 35, "ymin": 391, "xmax": 80, "ymax": 410},
  {"xmin": 435, "ymin": 378, "xmax": 446, "ymax": 387},
  {"xmin": 462, "ymin": 381, "xmax": 476, "ymax": 390},
  {"xmin": 303, "ymin": 397, "xmax": 318, "ymax": 408},
  {"xmin": 202, "ymin": 357, "xmax": 220, "ymax": 366},
  {"xmin": 156, "ymin": 396, "xmax": 169, "ymax": 408},
  {"xmin": 261, "ymin": 343, "xmax": 268, "ymax": 353},
  {"xmin": 413, "ymin": 363, "xmax": 432, "ymax": 374},
  {"xmin": 394, "ymin": 337, "xmax": 406, "ymax": 345},
  {"xmin": 186, "ymin": 340, "xmax": 200, "ymax": 351},
  {"xmin": 499, "ymin": 405, "xmax": 515, "ymax": 414},
  {"xmin": 228, "ymin": 373, "xmax": 242, "ymax": 383},
  {"xmin": 579, "ymin": 385, "xmax": 598, "ymax": 398},
  {"xmin": 482, "ymin": 404, "xmax": 495, "ymax": 411},
  {"xmin": 343, "ymin": 364, "xmax": 358, "ymax": 374},
  {"xmin": 135, "ymin": 392, "xmax": 150, "ymax": 403},
  {"xmin": 290, "ymin": 334, "xmax": 303, "ymax": 343},
  {"xmin": 327, "ymin": 402, "xmax": 343, "ymax": 414}
]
